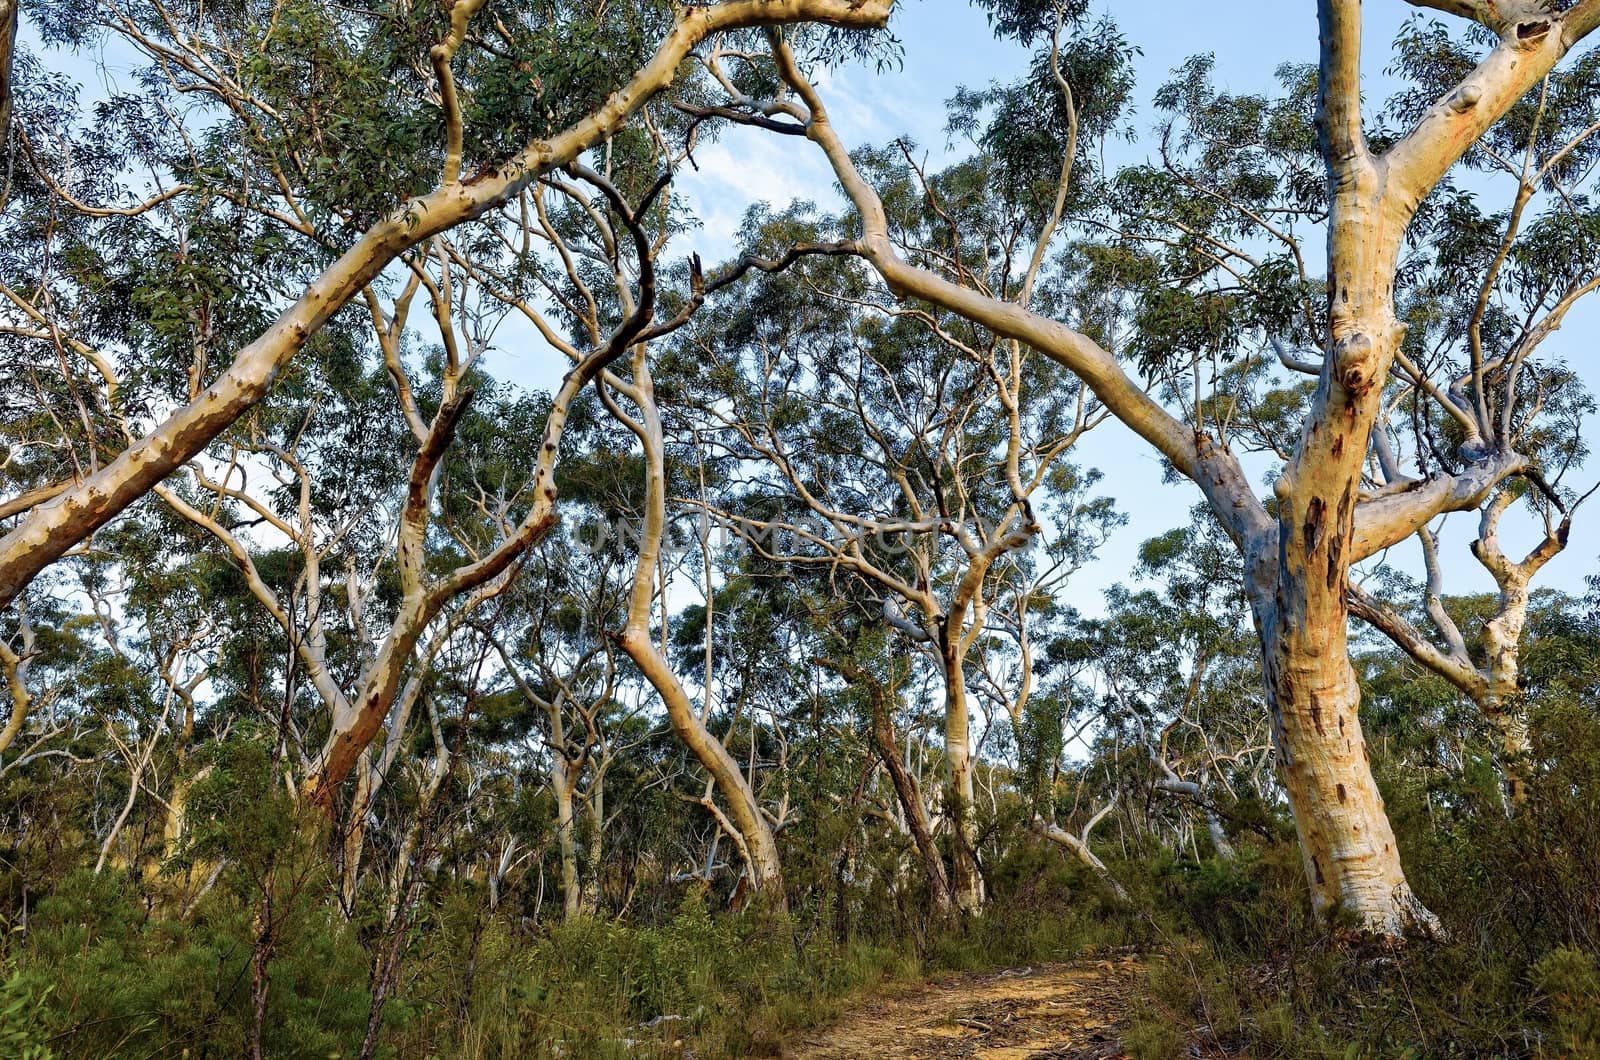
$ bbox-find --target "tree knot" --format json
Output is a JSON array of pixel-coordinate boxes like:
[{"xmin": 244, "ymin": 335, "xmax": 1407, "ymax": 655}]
[
  {"xmin": 1448, "ymin": 83, "xmax": 1483, "ymax": 114},
  {"xmin": 1333, "ymin": 333, "xmax": 1375, "ymax": 395}
]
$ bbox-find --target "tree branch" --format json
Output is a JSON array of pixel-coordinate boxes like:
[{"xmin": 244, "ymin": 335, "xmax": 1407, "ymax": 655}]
[
  {"xmin": 1404, "ymin": 0, "xmax": 1552, "ymax": 36},
  {"xmin": 764, "ymin": 31, "xmax": 1275, "ymax": 554},
  {"xmin": 1346, "ymin": 582, "xmax": 1487, "ymax": 698},
  {"xmin": 1385, "ymin": 5, "xmax": 1600, "ymax": 209},
  {"xmin": 1351, "ymin": 451, "xmax": 1527, "ymax": 561},
  {"xmin": 0, "ymin": 0, "xmax": 894, "ymax": 611},
  {"xmin": 1318, "ymin": 0, "xmax": 1369, "ymax": 170},
  {"xmin": 430, "ymin": 0, "xmax": 490, "ymax": 184}
]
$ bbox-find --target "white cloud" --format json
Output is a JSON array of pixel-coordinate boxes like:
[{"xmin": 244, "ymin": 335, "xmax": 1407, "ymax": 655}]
[{"xmin": 675, "ymin": 125, "xmax": 844, "ymax": 261}]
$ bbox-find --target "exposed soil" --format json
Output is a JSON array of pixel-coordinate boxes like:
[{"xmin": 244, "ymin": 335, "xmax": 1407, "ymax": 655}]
[{"xmin": 786, "ymin": 951, "xmax": 1147, "ymax": 1059}]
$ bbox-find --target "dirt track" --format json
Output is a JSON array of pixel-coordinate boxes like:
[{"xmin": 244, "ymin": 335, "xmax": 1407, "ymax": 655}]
[{"xmin": 785, "ymin": 952, "xmax": 1146, "ymax": 1059}]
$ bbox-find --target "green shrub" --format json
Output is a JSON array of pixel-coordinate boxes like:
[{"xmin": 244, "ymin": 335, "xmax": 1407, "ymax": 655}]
[{"xmin": 1532, "ymin": 947, "xmax": 1600, "ymax": 1054}]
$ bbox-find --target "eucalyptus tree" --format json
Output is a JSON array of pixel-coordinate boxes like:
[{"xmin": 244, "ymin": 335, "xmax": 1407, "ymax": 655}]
[
  {"xmin": 144, "ymin": 271, "xmax": 548, "ymax": 900},
  {"xmin": 3, "ymin": 3, "xmax": 904, "ymax": 822},
  {"xmin": 1345, "ymin": 361, "xmax": 1592, "ymax": 808},
  {"xmin": 667, "ymin": 550, "xmax": 832, "ymax": 878},
  {"xmin": 672, "ymin": 176, "xmax": 1117, "ymax": 911},
  {"xmin": 0, "ymin": 0, "xmax": 895, "ymax": 619},
  {"xmin": 691, "ymin": 1, "xmax": 1600, "ymax": 934},
  {"xmin": 1074, "ymin": 512, "xmax": 1278, "ymax": 861},
  {"xmin": 811, "ymin": 618, "xmax": 958, "ymax": 916},
  {"xmin": 0, "ymin": 502, "xmax": 245, "ymax": 903},
  {"xmin": 1273, "ymin": 13, "xmax": 1600, "ymax": 807},
  {"xmin": 484, "ymin": 527, "xmax": 641, "ymax": 920},
  {"xmin": 1351, "ymin": 584, "xmax": 1599, "ymax": 831},
  {"xmin": 591, "ymin": 320, "xmax": 796, "ymax": 899},
  {"xmin": 1350, "ymin": 495, "xmax": 1590, "ymax": 807},
  {"xmin": 409, "ymin": 129, "xmax": 835, "ymax": 901}
]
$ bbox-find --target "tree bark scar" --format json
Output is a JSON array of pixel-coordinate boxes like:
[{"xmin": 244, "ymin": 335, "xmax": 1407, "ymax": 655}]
[
  {"xmin": 1309, "ymin": 692, "xmax": 1324, "ymax": 736},
  {"xmin": 1327, "ymin": 485, "xmax": 1352, "ymax": 590},
  {"xmin": 1303, "ymin": 495, "xmax": 1327, "ymax": 557},
  {"xmin": 1336, "ymin": 783, "xmax": 1347, "ymax": 803},
  {"xmin": 1312, "ymin": 856, "xmax": 1325, "ymax": 886},
  {"xmin": 1449, "ymin": 83, "xmax": 1483, "ymax": 113},
  {"xmin": 1516, "ymin": 20, "xmax": 1550, "ymax": 43}
]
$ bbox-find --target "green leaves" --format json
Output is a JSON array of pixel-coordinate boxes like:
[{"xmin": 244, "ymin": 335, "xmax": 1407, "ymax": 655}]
[
  {"xmin": 1016, "ymin": 692, "xmax": 1064, "ymax": 812},
  {"xmin": 946, "ymin": 16, "xmax": 1136, "ymax": 223},
  {"xmin": 0, "ymin": 971, "xmax": 53, "ymax": 1060},
  {"xmin": 233, "ymin": 0, "xmax": 441, "ymax": 226},
  {"xmin": 971, "ymin": 0, "xmax": 1091, "ymax": 47}
]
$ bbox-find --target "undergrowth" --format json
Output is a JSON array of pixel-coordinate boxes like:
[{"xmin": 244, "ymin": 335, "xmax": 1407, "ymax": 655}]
[
  {"xmin": 1122, "ymin": 699, "xmax": 1600, "ymax": 1059},
  {"xmin": 0, "ymin": 842, "xmax": 1135, "ymax": 1058},
  {"xmin": 5, "ymin": 715, "xmax": 1599, "ymax": 1057}
]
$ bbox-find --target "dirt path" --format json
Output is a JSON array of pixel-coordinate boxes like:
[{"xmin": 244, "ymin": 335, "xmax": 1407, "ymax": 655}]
[{"xmin": 785, "ymin": 951, "xmax": 1147, "ymax": 1060}]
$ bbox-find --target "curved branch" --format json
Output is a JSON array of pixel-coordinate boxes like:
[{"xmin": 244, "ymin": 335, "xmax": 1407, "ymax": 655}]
[
  {"xmin": 764, "ymin": 33, "xmax": 1276, "ymax": 553},
  {"xmin": 0, "ymin": 0, "xmax": 894, "ymax": 610},
  {"xmin": 1347, "ymin": 582, "xmax": 1486, "ymax": 698},
  {"xmin": 1351, "ymin": 451, "xmax": 1527, "ymax": 561}
]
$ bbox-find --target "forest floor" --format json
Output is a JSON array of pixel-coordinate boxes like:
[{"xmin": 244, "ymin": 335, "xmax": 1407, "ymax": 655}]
[{"xmin": 785, "ymin": 950, "xmax": 1149, "ymax": 1059}]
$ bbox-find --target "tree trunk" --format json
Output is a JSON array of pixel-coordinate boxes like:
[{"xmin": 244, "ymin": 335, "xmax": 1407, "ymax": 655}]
[
  {"xmin": 1263, "ymin": 631, "xmax": 1439, "ymax": 935},
  {"xmin": 615, "ymin": 356, "xmax": 785, "ymax": 903},
  {"xmin": 551, "ymin": 762, "xmax": 583, "ymax": 920},
  {"xmin": 0, "ymin": 631, "xmax": 33, "ymax": 755},
  {"xmin": 819, "ymin": 655, "xmax": 954, "ymax": 916},
  {"xmin": 942, "ymin": 650, "xmax": 983, "ymax": 915},
  {"xmin": 582, "ymin": 785, "xmax": 604, "ymax": 915},
  {"xmin": 341, "ymin": 756, "xmax": 374, "ymax": 913},
  {"xmin": 1489, "ymin": 708, "xmax": 1531, "ymax": 806},
  {"xmin": 1482, "ymin": 576, "xmax": 1533, "ymax": 807},
  {"xmin": 620, "ymin": 629, "xmax": 785, "ymax": 899},
  {"xmin": 870, "ymin": 691, "xmax": 953, "ymax": 916},
  {"xmin": 1204, "ymin": 809, "xmax": 1236, "ymax": 862},
  {"xmin": 1263, "ymin": 43, "xmax": 1441, "ymax": 934},
  {"xmin": 1266, "ymin": 340, "xmax": 1443, "ymax": 935},
  {"xmin": 248, "ymin": 866, "xmax": 277, "ymax": 1060}
]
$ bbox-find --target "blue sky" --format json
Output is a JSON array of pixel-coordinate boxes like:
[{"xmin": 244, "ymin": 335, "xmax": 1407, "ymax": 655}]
[{"xmin": 35, "ymin": 1, "xmax": 1600, "ymax": 613}]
